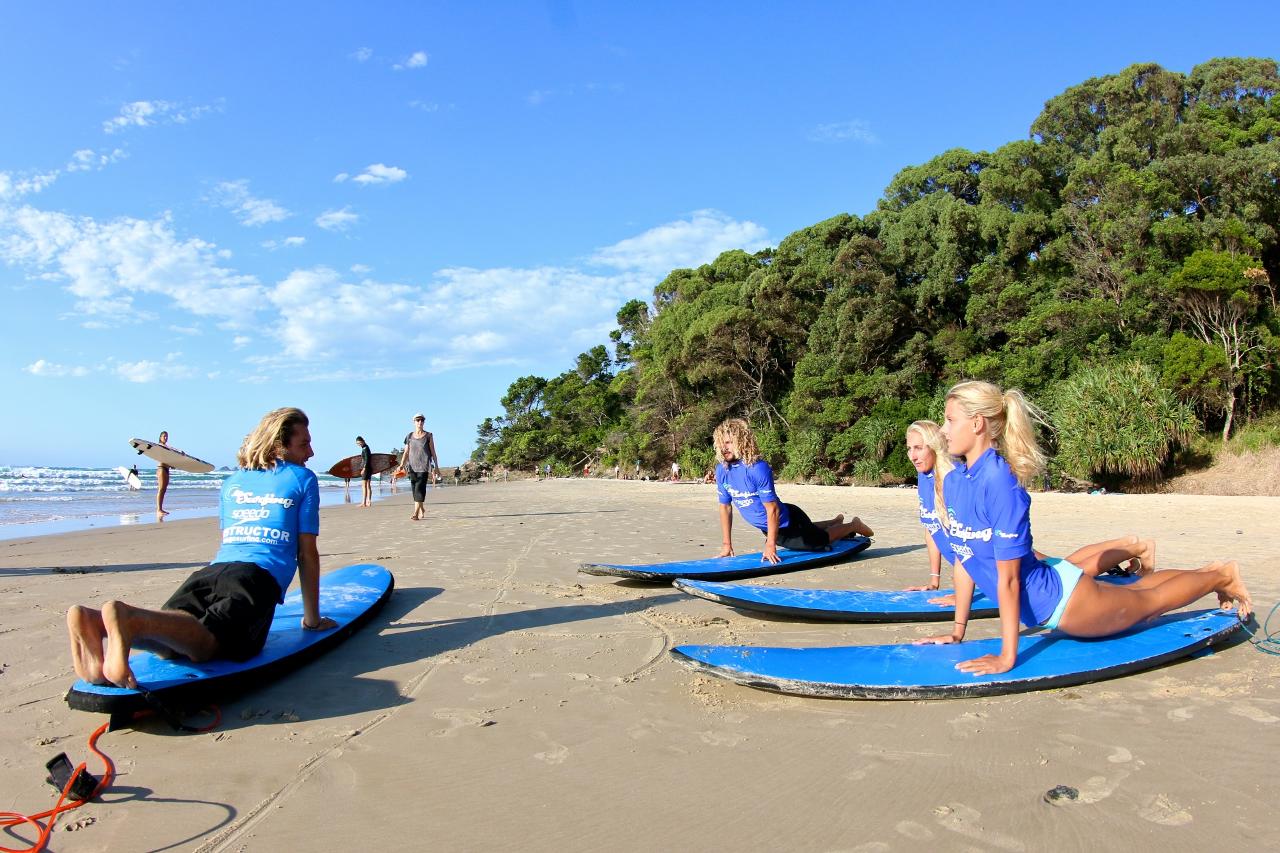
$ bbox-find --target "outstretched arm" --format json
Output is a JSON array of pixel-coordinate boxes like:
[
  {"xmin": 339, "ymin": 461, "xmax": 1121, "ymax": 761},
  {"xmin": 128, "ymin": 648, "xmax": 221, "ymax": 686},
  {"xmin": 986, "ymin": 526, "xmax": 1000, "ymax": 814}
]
[
  {"xmin": 915, "ymin": 564, "xmax": 974, "ymax": 645},
  {"xmin": 956, "ymin": 558, "xmax": 1021, "ymax": 675},
  {"xmin": 716, "ymin": 503, "xmax": 735, "ymax": 558},
  {"xmin": 297, "ymin": 534, "xmax": 336, "ymax": 631},
  {"xmin": 905, "ymin": 536, "xmax": 944, "ymax": 591},
  {"xmin": 761, "ymin": 500, "xmax": 781, "ymax": 564}
]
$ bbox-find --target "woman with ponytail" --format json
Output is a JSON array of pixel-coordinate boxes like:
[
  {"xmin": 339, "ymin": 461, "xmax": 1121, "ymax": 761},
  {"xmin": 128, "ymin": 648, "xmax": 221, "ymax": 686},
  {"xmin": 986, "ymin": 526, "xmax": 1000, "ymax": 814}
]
[
  {"xmin": 916, "ymin": 381, "xmax": 1251, "ymax": 676},
  {"xmin": 903, "ymin": 420, "xmax": 1156, "ymax": 600}
]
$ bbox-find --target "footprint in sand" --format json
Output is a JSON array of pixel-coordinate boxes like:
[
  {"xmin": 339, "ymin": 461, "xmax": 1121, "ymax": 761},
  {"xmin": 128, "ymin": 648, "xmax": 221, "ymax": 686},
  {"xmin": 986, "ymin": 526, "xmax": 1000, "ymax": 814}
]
[
  {"xmin": 894, "ymin": 820, "xmax": 934, "ymax": 841},
  {"xmin": 1228, "ymin": 704, "xmax": 1280, "ymax": 724},
  {"xmin": 430, "ymin": 708, "xmax": 491, "ymax": 737},
  {"xmin": 932, "ymin": 803, "xmax": 1025, "ymax": 852},
  {"xmin": 1138, "ymin": 793, "xmax": 1193, "ymax": 826},
  {"xmin": 462, "ymin": 672, "xmax": 490, "ymax": 685},
  {"xmin": 533, "ymin": 734, "xmax": 569, "ymax": 765},
  {"xmin": 698, "ymin": 730, "xmax": 748, "ymax": 747},
  {"xmin": 947, "ymin": 711, "xmax": 987, "ymax": 738},
  {"xmin": 1167, "ymin": 706, "xmax": 1196, "ymax": 722}
]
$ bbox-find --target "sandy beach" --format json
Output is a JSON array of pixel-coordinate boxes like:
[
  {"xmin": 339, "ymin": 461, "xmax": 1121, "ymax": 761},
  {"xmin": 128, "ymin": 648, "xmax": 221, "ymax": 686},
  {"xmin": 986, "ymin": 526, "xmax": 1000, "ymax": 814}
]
[{"xmin": 2, "ymin": 479, "xmax": 1278, "ymax": 851}]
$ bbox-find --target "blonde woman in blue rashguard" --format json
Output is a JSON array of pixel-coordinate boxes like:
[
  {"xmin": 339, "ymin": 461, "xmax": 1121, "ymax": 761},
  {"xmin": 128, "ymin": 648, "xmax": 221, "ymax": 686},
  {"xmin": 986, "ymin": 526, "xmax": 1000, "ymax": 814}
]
[{"xmin": 915, "ymin": 381, "xmax": 1251, "ymax": 677}]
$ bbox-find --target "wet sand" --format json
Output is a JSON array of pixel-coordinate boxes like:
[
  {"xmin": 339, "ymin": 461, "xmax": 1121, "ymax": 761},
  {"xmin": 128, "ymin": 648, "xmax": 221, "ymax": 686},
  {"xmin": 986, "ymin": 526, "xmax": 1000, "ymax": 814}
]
[{"xmin": 2, "ymin": 479, "xmax": 1278, "ymax": 851}]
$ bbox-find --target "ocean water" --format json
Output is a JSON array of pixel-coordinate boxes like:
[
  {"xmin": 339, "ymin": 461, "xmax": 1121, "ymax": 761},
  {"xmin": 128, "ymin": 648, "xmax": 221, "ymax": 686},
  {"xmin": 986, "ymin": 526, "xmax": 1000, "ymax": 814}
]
[{"xmin": 0, "ymin": 465, "xmax": 393, "ymax": 540}]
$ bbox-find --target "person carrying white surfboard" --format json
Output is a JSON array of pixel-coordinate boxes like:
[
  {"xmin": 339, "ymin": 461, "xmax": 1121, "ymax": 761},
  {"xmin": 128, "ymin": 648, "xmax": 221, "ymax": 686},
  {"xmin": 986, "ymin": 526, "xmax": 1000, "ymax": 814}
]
[
  {"xmin": 66, "ymin": 407, "xmax": 338, "ymax": 689},
  {"xmin": 155, "ymin": 430, "xmax": 171, "ymax": 519}
]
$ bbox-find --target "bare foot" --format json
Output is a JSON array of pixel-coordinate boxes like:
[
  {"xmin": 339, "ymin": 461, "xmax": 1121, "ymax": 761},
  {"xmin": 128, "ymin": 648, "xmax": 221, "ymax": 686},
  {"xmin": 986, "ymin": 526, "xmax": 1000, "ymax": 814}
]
[
  {"xmin": 101, "ymin": 600, "xmax": 139, "ymax": 689},
  {"xmin": 1128, "ymin": 538, "xmax": 1156, "ymax": 576},
  {"xmin": 67, "ymin": 605, "xmax": 108, "ymax": 684},
  {"xmin": 1213, "ymin": 561, "xmax": 1252, "ymax": 620},
  {"xmin": 850, "ymin": 517, "xmax": 874, "ymax": 537}
]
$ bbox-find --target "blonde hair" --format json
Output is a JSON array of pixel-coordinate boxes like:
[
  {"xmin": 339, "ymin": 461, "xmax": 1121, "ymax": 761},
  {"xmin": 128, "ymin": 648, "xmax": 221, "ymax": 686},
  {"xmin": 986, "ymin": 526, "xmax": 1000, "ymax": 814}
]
[
  {"xmin": 713, "ymin": 418, "xmax": 761, "ymax": 466},
  {"xmin": 906, "ymin": 419, "xmax": 954, "ymax": 506},
  {"xmin": 237, "ymin": 407, "xmax": 309, "ymax": 471},
  {"xmin": 945, "ymin": 381, "xmax": 1048, "ymax": 487}
]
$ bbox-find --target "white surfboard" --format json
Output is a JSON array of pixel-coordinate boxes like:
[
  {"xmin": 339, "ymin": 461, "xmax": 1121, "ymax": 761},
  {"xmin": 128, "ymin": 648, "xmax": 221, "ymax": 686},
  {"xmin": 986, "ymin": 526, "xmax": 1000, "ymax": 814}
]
[
  {"xmin": 129, "ymin": 438, "xmax": 215, "ymax": 473},
  {"xmin": 114, "ymin": 466, "xmax": 143, "ymax": 490}
]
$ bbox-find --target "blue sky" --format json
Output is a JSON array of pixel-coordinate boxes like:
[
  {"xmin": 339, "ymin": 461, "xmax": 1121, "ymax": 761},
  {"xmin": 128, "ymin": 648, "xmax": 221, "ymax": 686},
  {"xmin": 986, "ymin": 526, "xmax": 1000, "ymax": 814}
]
[{"xmin": 3, "ymin": 1, "xmax": 1278, "ymax": 469}]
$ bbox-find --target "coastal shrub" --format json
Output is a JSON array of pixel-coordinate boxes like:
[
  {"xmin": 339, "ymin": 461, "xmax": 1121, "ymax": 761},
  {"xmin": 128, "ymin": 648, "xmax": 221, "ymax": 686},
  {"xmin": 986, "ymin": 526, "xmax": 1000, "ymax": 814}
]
[
  {"xmin": 1051, "ymin": 361, "xmax": 1197, "ymax": 486},
  {"xmin": 851, "ymin": 458, "xmax": 885, "ymax": 486},
  {"xmin": 780, "ymin": 429, "xmax": 824, "ymax": 481}
]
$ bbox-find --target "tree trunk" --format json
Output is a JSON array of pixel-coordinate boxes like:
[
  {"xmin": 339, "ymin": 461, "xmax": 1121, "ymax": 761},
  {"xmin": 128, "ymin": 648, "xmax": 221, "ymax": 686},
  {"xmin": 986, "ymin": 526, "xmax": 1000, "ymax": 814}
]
[{"xmin": 1221, "ymin": 393, "xmax": 1236, "ymax": 444}]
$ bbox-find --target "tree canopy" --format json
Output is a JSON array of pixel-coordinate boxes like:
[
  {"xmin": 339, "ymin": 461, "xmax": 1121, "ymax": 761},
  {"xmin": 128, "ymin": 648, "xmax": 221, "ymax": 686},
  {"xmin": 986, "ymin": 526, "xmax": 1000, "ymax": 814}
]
[{"xmin": 477, "ymin": 58, "xmax": 1280, "ymax": 487}]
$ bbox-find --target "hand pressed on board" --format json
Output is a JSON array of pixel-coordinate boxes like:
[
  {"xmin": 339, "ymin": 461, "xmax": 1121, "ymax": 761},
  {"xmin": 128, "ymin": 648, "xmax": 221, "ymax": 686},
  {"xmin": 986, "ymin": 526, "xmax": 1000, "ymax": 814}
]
[
  {"xmin": 913, "ymin": 632, "xmax": 961, "ymax": 646},
  {"xmin": 927, "ymin": 592, "xmax": 958, "ymax": 606},
  {"xmin": 302, "ymin": 616, "xmax": 338, "ymax": 631},
  {"xmin": 956, "ymin": 653, "xmax": 1015, "ymax": 676},
  {"xmin": 902, "ymin": 583, "xmax": 940, "ymax": 592},
  {"xmin": 761, "ymin": 545, "xmax": 782, "ymax": 565},
  {"xmin": 716, "ymin": 544, "xmax": 735, "ymax": 558}
]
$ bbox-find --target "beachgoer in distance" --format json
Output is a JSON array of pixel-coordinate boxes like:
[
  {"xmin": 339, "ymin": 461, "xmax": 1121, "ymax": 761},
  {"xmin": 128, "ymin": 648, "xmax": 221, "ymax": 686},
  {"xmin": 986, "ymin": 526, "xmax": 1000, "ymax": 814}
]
[
  {"xmin": 396, "ymin": 413, "xmax": 439, "ymax": 521},
  {"xmin": 66, "ymin": 407, "xmax": 337, "ymax": 688},
  {"xmin": 155, "ymin": 430, "xmax": 171, "ymax": 520},
  {"xmin": 713, "ymin": 418, "xmax": 874, "ymax": 565},
  {"xmin": 544, "ymin": 462, "xmax": 551, "ymax": 480},
  {"xmin": 671, "ymin": 461, "xmax": 680, "ymax": 481},
  {"xmin": 634, "ymin": 459, "xmax": 640, "ymax": 480},
  {"xmin": 356, "ymin": 436, "xmax": 373, "ymax": 508},
  {"xmin": 915, "ymin": 381, "xmax": 1251, "ymax": 675},
  {"xmin": 904, "ymin": 419, "xmax": 1156, "ymax": 602}
]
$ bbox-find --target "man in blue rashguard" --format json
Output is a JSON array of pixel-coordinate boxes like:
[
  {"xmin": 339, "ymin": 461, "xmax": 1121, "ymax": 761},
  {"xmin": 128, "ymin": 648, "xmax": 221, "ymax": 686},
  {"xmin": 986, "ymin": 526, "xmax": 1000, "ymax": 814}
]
[
  {"xmin": 713, "ymin": 418, "xmax": 874, "ymax": 564},
  {"xmin": 66, "ymin": 407, "xmax": 337, "ymax": 689}
]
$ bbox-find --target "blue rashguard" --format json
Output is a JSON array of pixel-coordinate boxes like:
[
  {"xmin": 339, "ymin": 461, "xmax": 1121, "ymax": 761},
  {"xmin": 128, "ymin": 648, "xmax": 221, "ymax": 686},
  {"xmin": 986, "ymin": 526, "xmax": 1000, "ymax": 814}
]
[
  {"xmin": 917, "ymin": 471, "xmax": 954, "ymax": 561},
  {"xmin": 942, "ymin": 448, "xmax": 1061, "ymax": 627},
  {"xmin": 212, "ymin": 462, "xmax": 320, "ymax": 601},
  {"xmin": 716, "ymin": 459, "xmax": 791, "ymax": 531}
]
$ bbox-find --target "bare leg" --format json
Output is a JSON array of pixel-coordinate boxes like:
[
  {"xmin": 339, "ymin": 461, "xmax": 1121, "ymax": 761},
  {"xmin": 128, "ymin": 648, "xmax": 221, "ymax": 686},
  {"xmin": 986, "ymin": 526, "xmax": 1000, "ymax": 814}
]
[
  {"xmin": 1062, "ymin": 535, "xmax": 1155, "ymax": 577},
  {"xmin": 101, "ymin": 600, "xmax": 219, "ymax": 689},
  {"xmin": 1058, "ymin": 561, "xmax": 1251, "ymax": 638},
  {"xmin": 823, "ymin": 517, "xmax": 874, "ymax": 541},
  {"xmin": 67, "ymin": 605, "xmax": 108, "ymax": 684},
  {"xmin": 155, "ymin": 466, "xmax": 170, "ymax": 519}
]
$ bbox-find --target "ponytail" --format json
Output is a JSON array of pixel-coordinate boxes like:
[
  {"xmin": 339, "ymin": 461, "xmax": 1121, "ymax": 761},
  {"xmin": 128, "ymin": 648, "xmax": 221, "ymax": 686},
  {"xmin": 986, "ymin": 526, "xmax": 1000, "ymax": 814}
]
[{"xmin": 945, "ymin": 381, "xmax": 1049, "ymax": 488}]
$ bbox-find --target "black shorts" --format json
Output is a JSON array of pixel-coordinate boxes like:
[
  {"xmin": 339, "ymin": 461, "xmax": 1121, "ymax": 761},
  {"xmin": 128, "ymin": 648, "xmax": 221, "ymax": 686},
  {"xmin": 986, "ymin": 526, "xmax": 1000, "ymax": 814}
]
[
  {"xmin": 162, "ymin": 562, "xmax": 282, "ymax": 661},
  {"xmin": 773, "ymin": 504, "xmax": 830, "ymax": 551},
  {"xmin": 409, "ymin": 470, "xmax": 430, "ymax": 501}
]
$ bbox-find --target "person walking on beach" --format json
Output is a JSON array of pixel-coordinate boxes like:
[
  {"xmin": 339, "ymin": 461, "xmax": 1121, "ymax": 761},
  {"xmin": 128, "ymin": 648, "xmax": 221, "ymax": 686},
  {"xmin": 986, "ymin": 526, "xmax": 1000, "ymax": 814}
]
[
  {"xmin": 66, "ymin": 407, "xmax": 337, "ymax": 689},
  {"xmin": 713, "ymin": 418, "xmax": 873, "ymax": 565},
  {"xmin": 356, "ymin": 436, "xmax": 373, "ymax": 508},
  {"xmin": 396, "ymin": 413, "xmax": 439, "ymax": 521},
  {"xmin": 155, "ymin": 430, "xmax": 171, "ymax": 520},
  {"xmin": 914, "ymin": 381, "xmax": 1250, "ymax": 675},
  {"xmin": 671, "ymin": 460, "xmax": 680, "ymax": 481}
]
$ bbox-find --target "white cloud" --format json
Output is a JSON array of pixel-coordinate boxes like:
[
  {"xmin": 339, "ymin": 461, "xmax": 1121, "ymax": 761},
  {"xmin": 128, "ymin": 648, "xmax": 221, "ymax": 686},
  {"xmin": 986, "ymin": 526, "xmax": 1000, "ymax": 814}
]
[
  {"xmin": 589, "ymin": 209, "xmax": 770, "ymax": 277},
  {"xmin": 350, "ymin": 263, "xmax": 372, "ymax": 274},
  {"xmin": 211, "ymin": 180, "xmax": 291, "ymax": 226},
  {"xmin": 333, "ymin": 173, "xmax": 349, "ymax": 183},
  {"xmin": 0, "ymin": 205, "xmax": 264, "ymax": 323},
  {"xmin": 350, "ymin": 47, "xmax": 373, "ymax": 62},
  {"xmin": 66, "ymin": 148, "xmax": 127, "ymax": 173},
  {"xmin": 232, "ymin": 335, "xmax": 251, "ymax": 349},
  {"xmin": 261, "ymin": 236, "xmax": 306, "ymax": 250},
  {"xmin": 0, "ymin": 169, "xmax": 60, "ymax": 200},
  {"xmin": 115, "ymin": 353, "xmax": 198, "ymax": 383},
  {"xmin": 393, "ymin": 51, "xmax": 429, "ymax": 70},
  {"xmin": 351, "ymin": 163, "xmax": 408, "ymax": 186},
  {"xmin": 103, "ymin": 100, "xmax": 219, "ymax": 134},
  {"xmin": 315, "ymin": 207, "xmax": 359, "ymax": 231},
  {"xmin": 24, "ymin": 359, "xmax": 90, "ymax": 377},
  {"xmin": 808, "ymin": 120, "xmax": 878, "ymax": 145},
  {"xmin": 408, "ymin": 100, "xmax": 440, "ymax": 112},
  {"xmin": 526, "ymin": 89, "xmax": 553, "ymax": 106},
  {"xmin": 168, "ymin": 324, "xmax": 201, "ymax": 335}
]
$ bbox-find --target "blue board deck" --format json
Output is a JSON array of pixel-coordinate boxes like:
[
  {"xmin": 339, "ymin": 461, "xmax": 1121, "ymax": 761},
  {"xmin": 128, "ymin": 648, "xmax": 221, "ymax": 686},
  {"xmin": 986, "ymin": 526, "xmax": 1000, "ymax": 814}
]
[
  {"xmin": 578, "ymin": 536, "xmax": 871, "ymax": 582},
  {"xmin": 670, "ymin": 608, "xmax": 1242, "ymax": 699},
  {"xmin": 674, "ymin": 572, "xmax": 1136, "ymax": 622},
  {"xmin": 66, "ymin": 563, "xmax": 394, "ymax": 715}
]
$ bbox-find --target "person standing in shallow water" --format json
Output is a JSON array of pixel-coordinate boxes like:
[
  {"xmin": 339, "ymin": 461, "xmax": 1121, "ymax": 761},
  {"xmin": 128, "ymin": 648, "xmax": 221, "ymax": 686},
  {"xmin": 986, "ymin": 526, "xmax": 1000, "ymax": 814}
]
[
  {"xmin": 396, "ymin": 413, "xmax": 439, "ymax": 521},
  {"xmin": 66, "ymin": 407, "xmax": 337, "ymax": 688},
  {"xmin": 155, "ymin": 430, "xmax": 171, "ymax": 520}
]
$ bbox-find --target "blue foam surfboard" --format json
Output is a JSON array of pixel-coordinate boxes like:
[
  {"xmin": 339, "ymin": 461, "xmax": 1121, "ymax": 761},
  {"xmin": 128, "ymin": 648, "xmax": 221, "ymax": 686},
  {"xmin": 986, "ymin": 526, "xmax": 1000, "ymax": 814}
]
[
  {"xmin": 674, "ymin": 572, "xmax": 1136, "ymax": 622},
  {"xmin": 579, "ymin": 536, "xmax": 871, "ymax": 582},
  {"xmin": 66, "ymin": 563, "xmax": 394, "ymax": 715},
  {"xmin": 671, "ymin": 608, "xmax": 1243, "ymax": 699}
]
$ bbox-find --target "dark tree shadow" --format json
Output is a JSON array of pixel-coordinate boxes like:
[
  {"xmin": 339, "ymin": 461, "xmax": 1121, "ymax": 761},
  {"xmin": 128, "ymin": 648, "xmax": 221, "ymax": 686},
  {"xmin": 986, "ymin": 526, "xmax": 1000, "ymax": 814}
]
[{"xmin": 0, "ymin": 562, "xmax": 208, "ymax": 578}]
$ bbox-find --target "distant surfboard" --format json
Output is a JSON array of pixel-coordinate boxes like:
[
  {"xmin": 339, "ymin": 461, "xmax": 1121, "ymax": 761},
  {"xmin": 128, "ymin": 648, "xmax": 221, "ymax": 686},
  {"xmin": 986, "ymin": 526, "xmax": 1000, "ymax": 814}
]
[
  {"xmin": 327, "ymin": 453, "xmax": 400, "ymax": 479},
  {"xmin": 670, "ymin": 609, "xmax": 1243, "ymax": 699},
  {"xmin": 115, "ymin": 466, "xmax": 143, "ymax": 490},
  {"xmin": 579, "ymin": 536, "xmax": 871, "ymax": 582},
  {"xmin": 674, "ymin": 573, "xmax": 1137, "ymax": 622},
  {"xmin": 66, "ymin": 563, "xmax": 394, "ymax": 716},
  {"xmin": 129, "ymin": 438, "xmax": 215, "ymax": 474}
]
